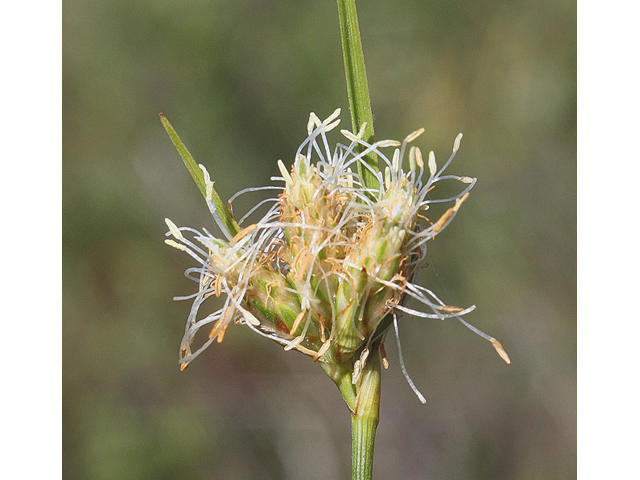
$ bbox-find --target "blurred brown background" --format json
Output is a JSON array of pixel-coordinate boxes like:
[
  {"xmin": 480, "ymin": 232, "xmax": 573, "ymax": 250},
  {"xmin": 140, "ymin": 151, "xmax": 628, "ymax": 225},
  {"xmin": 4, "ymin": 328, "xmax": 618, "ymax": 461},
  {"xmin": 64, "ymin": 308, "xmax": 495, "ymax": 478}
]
[{"xmin": 63, "ymin": 0, "xmax": 576, "ymax": 478}]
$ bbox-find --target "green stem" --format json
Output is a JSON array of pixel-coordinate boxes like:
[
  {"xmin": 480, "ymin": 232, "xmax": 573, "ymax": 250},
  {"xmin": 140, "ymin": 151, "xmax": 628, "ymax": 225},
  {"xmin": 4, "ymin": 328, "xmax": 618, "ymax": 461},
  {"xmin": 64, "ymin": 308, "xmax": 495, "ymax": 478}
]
[
  {"xmin": 335, "ymin": 4, "xmax": 381, "ymax": 472},
  {"xmin": 322, "ymin": 348, "xmax": 381, "ymax": 480},
  {"xmin": 351, "ymin": 349, "xmax": 381, "ymax": 480},
  {"xmin": 336, "ymin": 0, "xmax": 379, "ymax": 191}
]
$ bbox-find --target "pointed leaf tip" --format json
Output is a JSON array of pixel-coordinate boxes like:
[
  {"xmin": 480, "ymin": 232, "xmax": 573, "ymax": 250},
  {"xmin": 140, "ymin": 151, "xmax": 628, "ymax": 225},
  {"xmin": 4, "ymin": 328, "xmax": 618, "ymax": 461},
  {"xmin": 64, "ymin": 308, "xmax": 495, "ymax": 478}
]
[
  {"xmin": 159, "ymin": 114, "xmax": 207, "ymax": 198},
  {"xmin": 160, "ymin": 114, "xmax": 240, "ymax": 237}
]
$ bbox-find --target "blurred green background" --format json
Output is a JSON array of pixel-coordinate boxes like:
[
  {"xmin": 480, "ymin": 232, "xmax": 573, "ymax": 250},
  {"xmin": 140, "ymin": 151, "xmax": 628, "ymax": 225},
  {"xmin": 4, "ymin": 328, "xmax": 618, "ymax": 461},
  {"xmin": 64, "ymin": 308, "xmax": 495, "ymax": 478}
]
[{"xmin": 63, "ymin": 0, "xmax": 575, "ymax": 478}]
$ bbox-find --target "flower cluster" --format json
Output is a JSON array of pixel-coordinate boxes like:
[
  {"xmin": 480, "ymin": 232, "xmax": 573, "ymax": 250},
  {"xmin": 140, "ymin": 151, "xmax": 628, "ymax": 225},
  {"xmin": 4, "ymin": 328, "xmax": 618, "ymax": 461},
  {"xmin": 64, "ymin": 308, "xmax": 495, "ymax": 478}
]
[{"xmin": 165, "ymin": 109, "xmax": 509, "ymax": 393}]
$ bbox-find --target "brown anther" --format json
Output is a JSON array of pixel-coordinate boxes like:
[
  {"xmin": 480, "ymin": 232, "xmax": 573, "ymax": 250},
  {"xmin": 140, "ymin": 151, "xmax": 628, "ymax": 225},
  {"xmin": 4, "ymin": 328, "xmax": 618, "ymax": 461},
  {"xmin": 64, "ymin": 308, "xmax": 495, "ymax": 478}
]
[
  {"xmin": 208, "ymin": 319, "xmax": 223, "ymax": 339},
  {"xmin": 217, "ymin": 324, "xmax": 229, "ymax": 343},
  {"xmin": 218, "ymin": 305, "xmax": 236, "ymax": 330},
  {"xmin": 293, "ymin": 343, "xmax": 317, "ymax": 358},
  {"xmin": 439, "ymin": 305, "xmax": 465, "ymax": 314},
  {"xmin": 214, "ymin": 274, "xmax": 223, "ymax": 297},
  {"xmin": 415, "ymin": 147, "xmax": 424, "ymax": 168},
  {"xmin": 432, "ymin": 192, "xmax": 470, "ymax": 233},
  {"xmin": 179, "ymin": 348, "xmax": 190, "ymax": 371},
  {"xmin": 490, "ymin": 338, "xmax": 511, "ymax": 364},
  {"xmin": 289, "ymin": 310, "xmax": 306, "ymax": 335},
  {"xmin": 232, "ymin": 223, "xmax": 258, "ymax": 243},
  {"xmin": 318, "ymin": 315, "xmax": 326, "ymax": 343},
  {"xmin": 432, "ymin": 210, "xmax": 453, "ymax": 233}
]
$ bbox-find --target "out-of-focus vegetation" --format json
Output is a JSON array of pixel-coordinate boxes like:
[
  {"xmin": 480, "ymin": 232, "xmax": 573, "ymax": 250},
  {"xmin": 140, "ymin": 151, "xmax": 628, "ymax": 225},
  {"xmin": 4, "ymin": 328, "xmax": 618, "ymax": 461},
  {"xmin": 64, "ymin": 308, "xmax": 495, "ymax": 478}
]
[{"xmin": 63, "ymin": 0, "xmax": 575, "ymax": 478}]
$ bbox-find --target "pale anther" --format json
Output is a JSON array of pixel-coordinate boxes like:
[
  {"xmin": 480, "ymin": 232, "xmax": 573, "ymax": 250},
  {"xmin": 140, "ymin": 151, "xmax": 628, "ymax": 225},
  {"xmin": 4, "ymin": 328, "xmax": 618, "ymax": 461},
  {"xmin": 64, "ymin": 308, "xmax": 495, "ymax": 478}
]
[
  {"xmin": 307, "ymin": 112, "xmax": 321, "ymax": 132},
  {"xmin": 409, "ymin": 146, "xmax": 417, "ymax": 172},
  {"xmin": 428, "ymin": 150, "xmax": 436, "ymax": 176},
  {"xmin": 284, "ymin": 335, "xmax": 304, "ymax": 351},
  {"xmin": 289, "ymin": 310, "xmax": 306, "ymax": 335},
  {"xmin": 165, "ymin": 239, "xmax": 186, "ymax": 251},
  {"xmin": 341, "ymin": 129, "xmax": 359, "ymax": 143},
  {"xmin": 165, "ymin": 218, "xmax": 183, "ymax": 239},
  {"xmin": 405, "ymin": 128, "xmax": 425, "ymax": 143},
  {"xmin": 357, "ymin": 122, "xmax": 367, "ymax": 138},
  {"xmin": 241, "ymin": 308, "xmax": 260, "ymax": 326},
  {"xmin": 313, "ymin": 340, "xmax": 331, "ymax": 361},
  {"xmin": 377, "ymin": 139, "xmax": 402, "ymax": 148},
  {"xmin": 324, "ymin": 119, "xmax": 341, "ymax": 132},
  {"xmin": 415, "ymin": 147, "xmax": 424, "ymax": 169},
  {"xmin": 324, "ymin": 108, "xmax": 341, "ymax": 125},
  {"xmin": 453, "ymin": 133, "xmax": 463, "ymax": 152},
  {"xmin": 392, "ymin": 149, "xmax": 400, "ymax": 172}
]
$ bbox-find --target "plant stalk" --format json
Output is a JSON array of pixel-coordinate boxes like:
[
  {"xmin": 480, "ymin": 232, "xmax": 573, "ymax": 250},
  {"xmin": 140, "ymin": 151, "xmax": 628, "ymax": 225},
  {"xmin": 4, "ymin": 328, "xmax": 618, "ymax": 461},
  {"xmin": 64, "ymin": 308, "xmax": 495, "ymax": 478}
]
[
  {"xmin": 336, "ymin": 0, "xmax": 379, "ymax": 191},
  {"xmin": 351, "ymin": 348, "xmax": 381, "ymax": 480},
  {"xmin": 336, "ymin": 2, "xmax": 382, "ymax": 477}
]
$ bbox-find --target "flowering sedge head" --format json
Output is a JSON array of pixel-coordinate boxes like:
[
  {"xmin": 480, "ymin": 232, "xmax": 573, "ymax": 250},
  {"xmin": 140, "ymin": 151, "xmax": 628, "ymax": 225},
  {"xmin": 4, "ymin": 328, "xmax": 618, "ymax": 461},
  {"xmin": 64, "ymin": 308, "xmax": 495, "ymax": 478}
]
[{"xmin": 165, "ymin": 109, "xmax": 509, "ymax": 387}]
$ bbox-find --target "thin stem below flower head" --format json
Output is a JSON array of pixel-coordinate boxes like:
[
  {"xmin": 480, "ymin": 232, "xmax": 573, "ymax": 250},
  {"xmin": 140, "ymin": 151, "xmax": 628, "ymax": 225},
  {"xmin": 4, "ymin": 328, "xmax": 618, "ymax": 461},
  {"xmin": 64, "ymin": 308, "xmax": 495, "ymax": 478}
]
[
  {"xmin": 351, "ymin": 345, "xmax": 381, "ymax": 480},
  {"xmin": 336, "ymin": 0, "xmax": 379, "ymax": 192},
  {"xmin": 322, "ymin": 344, "xmax": 380, "ymax": 480}
]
